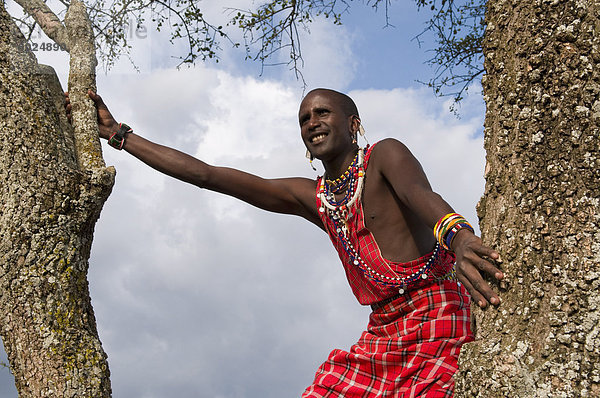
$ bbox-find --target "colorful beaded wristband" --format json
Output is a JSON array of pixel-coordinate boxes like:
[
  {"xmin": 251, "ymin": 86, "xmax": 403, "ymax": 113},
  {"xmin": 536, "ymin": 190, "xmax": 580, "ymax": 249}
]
[
  {"xmin": 433, "ymin": 213, "xmax": 459, "ymax": 244},
  {"xmin": 444, "ymin": 222, "xmax": 475, "ymax": 250},
  {"xmin": 108, "ymin": 122, "xmax": 132, "ymax": 150},
  {"xmin": 434, "ymin": 213, "xmax": 474, "ymax": 250}
]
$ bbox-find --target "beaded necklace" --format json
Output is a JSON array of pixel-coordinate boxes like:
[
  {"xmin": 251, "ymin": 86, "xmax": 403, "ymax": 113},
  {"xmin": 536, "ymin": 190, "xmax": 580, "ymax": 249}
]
[
  {"xmin": 325, "ymin": 151, "xmax": 360, "ymax": 193},
  {"xmin": 318, "ymin": 148, "xmax": 365, "ymax": 235},
  {"xmin": 318, "ymin": 146, "xmax": 441, "ymax": 295},
  {"xmin": 337, "ymin": 234, "xmax": 440, "ymax": 295}
]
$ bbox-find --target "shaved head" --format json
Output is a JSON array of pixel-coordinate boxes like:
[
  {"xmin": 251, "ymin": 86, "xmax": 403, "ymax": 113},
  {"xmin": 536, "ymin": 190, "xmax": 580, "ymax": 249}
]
[{"xmin": 304, "ymin": 88, "xmax": 359, "ymax": 119}]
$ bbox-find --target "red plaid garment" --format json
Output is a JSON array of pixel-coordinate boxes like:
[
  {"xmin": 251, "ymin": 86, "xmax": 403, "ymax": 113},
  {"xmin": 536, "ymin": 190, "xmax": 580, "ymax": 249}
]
[
  {"xmin": 316, "ymin": 144, "xmax": 456, "ymax": 305},
  {"xmin": 310, "ymin": 143, "xmax": 473, "ymax": 396},
  {"xmin": 302, "ymin": 281, "xmax": 473, "ymax": 397}
]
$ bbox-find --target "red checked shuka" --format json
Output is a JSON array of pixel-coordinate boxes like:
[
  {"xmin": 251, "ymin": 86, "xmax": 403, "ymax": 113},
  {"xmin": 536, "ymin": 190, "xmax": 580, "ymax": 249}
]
[{"xmin": 303, "ymin": 144, "xmax": 474, "ymax": 398}]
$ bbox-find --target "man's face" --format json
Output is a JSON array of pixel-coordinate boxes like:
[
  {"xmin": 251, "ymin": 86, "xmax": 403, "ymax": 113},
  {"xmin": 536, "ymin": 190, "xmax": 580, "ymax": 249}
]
[{"xmin": 298, "ymin": 91, "xmax": 354, "ymax": 161}]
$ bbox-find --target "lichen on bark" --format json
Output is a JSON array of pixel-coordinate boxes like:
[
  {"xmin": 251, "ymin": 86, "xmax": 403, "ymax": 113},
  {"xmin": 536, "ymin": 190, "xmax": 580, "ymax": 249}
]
[
  {"xmin": 455, "ymin": 0, "xmax": 600, "ymax": 397},
  {"xmin": 0, "ymin": 1, "xmax": 115, "ymax": 395}
]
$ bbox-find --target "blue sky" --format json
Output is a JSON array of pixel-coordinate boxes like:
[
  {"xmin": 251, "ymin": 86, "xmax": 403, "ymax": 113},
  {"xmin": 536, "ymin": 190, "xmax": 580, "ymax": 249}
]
[
  {"xmin": 229, "ymin": 1, "xmax": 439, "ymax": 89},
  {"xmin": 1, "ymin": 1, "xmax": 486, "ymax": 397}
]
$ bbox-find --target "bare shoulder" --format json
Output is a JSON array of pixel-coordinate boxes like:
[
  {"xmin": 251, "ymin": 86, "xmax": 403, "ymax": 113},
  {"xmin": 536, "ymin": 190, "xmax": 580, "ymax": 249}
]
[
  {"xmin": 371, "ymin": 138, "xmax": 410, "ymax": 152},
  {"xmin": 368, "ymin": 138, "xmax": 418, "ymax": 170}
]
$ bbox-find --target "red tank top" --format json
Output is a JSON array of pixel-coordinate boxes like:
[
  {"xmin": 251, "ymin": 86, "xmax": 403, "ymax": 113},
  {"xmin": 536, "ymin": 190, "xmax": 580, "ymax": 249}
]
[{"xmin": 316, "ymin": 143, "xmax": 456, "ymax": 305}]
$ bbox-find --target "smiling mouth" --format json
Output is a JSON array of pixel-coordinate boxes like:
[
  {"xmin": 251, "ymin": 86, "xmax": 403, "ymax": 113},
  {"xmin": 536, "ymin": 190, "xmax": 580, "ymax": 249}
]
[{"xmin": 310, "ymin": 133, "xmax": 327, "ymax": 144}]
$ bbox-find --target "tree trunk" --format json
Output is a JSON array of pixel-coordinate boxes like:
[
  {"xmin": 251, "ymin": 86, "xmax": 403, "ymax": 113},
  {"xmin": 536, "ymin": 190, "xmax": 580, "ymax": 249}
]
[
  {"xmin": 0, "ymin": 2, "xmax": 115, "ymax": 395},
  {"xmin": 456, "ymin": 0, "xmax": 600, "ymax": 396}
]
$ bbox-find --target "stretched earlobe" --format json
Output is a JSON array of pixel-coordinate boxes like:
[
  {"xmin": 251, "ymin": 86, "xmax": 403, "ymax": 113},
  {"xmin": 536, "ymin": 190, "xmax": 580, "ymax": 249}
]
[
  {"xmin": 351, "ymin": 116, "xmax": 368, "ymax": 146},
  {"xmin": 306, "ymin": 149, "xmax": 313, "ymax": 160},
  {"xmin": 357, "ymin": 123, "xmax": 369, "ymax": 146},
  {"xmin": 306, "ymin": 149, "xmax": 316, "ymax": 171}
]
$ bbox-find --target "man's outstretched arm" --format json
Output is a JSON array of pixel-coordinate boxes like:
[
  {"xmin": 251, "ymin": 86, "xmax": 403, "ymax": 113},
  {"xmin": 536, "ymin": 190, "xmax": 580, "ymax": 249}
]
[
  {"xmin": 371, "ymin": 138, "xmax": 504, "ymax": 308},
  {"xmin": 77, "ymin": 91, "xmax": 322, "ymax": 227}
]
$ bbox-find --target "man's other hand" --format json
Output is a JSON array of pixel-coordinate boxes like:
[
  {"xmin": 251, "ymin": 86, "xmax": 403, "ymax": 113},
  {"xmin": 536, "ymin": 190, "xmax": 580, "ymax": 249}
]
[{"xmin": 452, "ymin": 230, "xmax": 503, "ymax": 308}]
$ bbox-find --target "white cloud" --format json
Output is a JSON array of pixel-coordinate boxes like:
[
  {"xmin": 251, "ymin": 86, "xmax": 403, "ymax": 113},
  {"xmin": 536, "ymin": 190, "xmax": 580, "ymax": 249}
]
[
  {"xmin": 291, "ymin": 20, "xmax": 359, "ymax": 90},
  {"xmin": 349, "ymin": 87, "xmax": 486, "ymax": 229},
  {"xmin": 193, "ymin": 72, "xmax": 301, "ymax": 165}
]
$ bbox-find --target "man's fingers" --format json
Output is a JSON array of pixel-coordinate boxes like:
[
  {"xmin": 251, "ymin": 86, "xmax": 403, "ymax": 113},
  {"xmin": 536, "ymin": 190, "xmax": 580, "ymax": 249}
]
[
  {"xmin": 475, "ymin": 244, "xmax": 499, "ymax": 258},
  {"xmin": 470, "ymin": 246, "xmax": 504, "ymax": 280},
  {"xmin": 88, "ymin": 90, "xmax": 114, "ymax": 117},
  {"xmin": 476, "ymin": 257, "xmax": 504, "ymax": 280},
  {"xmin": 88, "ymin": 89, "xmax": 101, "ymax": 105},
  {"xmin": 87, "ymin": 89, "xmax": 109, "ymax": 110},
  {"xmin": 85, "ymin": 90, "xmax": 118, "ymax": 137},
  {"xmin": 457, "ymin": 274, "xmax": 489, "ymax": 308},
  {"xmin": 472, "ymin": 271, "xmax": 500, "ymax": 306},
  {"xmin": 64, "ymin": 92, "xmax": 72, "ymax": 123},
  {"xmin": 457, "ymin": 258, "xmax": 502, "ymax": 307},
  {"xmin": 452, "ymin": 233, "xmax": 503, "ymax": 307},
  {"xmin": 469, "ymin": 273, "xmax": 500, "ymax": 307}
]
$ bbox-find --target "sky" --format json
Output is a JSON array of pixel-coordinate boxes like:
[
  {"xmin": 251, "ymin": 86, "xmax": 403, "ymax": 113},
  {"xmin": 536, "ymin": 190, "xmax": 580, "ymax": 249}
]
[{"xmin": 1, "ymin": 1, "xmax": 487, "ymax": 397}]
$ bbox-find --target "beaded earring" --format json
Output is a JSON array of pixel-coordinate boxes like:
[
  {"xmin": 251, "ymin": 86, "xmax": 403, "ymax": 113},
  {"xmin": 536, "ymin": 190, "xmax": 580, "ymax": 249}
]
[
  {"xmin": 352, "ymin": 116, "xmax": 368, "ymax": 146},
  {"xmin": 358, "ymin": 123, "xmax": 369, "ymax": 146},
  {"xmin": 306, "ymin": 149, "xmax": 317, "ymax": 171}
]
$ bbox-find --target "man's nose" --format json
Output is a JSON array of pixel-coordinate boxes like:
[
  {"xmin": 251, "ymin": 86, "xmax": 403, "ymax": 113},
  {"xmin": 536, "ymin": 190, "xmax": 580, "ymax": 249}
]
[{"xmin": 307, "ymin": 116, "xmax": 320, "ymax": 129}]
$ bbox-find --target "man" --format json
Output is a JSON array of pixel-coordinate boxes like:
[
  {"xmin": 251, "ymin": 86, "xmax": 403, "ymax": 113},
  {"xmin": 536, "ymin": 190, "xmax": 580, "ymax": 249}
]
[{"xmin": 71, "ymin": 88, "xmax": 503, "ymax": 397}]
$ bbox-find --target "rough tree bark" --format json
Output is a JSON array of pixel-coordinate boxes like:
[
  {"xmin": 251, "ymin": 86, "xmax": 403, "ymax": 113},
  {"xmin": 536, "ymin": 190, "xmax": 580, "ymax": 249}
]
[
  {"xmin": 456, "ymin": 0, "xmax": 600, "ymax": 396},
  {"xmin": 0, "ymin": 0, "xmax": 114, "ymax": 395}
]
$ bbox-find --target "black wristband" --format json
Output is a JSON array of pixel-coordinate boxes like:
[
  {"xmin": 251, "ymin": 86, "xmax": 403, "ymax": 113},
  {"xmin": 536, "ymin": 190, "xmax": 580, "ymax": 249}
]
[{"xmin": 108, "ymin": 123, "xmax": 132, "ymax": 150}]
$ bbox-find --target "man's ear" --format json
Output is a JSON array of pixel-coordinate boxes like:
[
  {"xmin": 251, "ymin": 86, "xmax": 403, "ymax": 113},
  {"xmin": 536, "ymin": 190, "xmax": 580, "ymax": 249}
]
[{"xmin": 349, "ymin": 115, "xmax": 361, "ymax": 135}]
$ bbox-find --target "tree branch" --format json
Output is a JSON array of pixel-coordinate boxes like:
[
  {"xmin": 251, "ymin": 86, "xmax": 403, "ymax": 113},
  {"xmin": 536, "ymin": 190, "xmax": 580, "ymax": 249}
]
[
  {"xmin": 12, "ymin": 0, "xmax": 70, "ymax": 51},
  {"xmin": 65, "ymin": 0, "xmax": 106, "ymax": 171}
]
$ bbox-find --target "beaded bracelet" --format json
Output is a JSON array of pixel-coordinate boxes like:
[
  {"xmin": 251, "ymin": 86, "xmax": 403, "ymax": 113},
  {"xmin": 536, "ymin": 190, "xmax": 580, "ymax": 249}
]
[
  {"xmin": 108, "ymin": 122, "xmax": 132, "ymax": 150},
  {"xmin": 444, "ymin": 222, "xmax": 474, "ymax": 250},
  {"xmin": 433, "ymin": 213, "xmax": 460, "ymax": 245},
  {"xmin": 434, "ymin": 213, "xmax": 474, "ymax": 250},
  {"xmin": 437, "ymin": 214, "xmax": 463, "ymax": 242}
]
